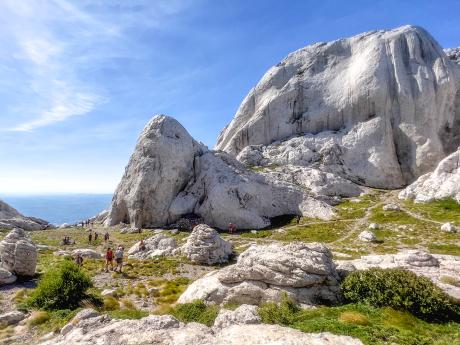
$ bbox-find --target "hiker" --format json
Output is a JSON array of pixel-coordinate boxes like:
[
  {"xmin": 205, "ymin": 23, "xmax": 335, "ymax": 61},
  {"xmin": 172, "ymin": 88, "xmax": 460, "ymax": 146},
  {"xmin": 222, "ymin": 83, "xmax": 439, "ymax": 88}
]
[
  {"xmin": 104, "ymin": 232, "xmax": 110, "ymax": 242},
  {"xmin": 105, "ymin": 247, "xmax": 114, "ymax": 272},
  {"xmin": 139, "ymin": 239, "xmax": 146, "ymax": 251},
  {"xmin": 115, "ymin": 246, "xmax": 124, "ymax": 273},
  {"xmin": 94, "ymin": 232, "xmax": 99, "ymax": 241},
  {"xmin": 296, "ymin": 215, "xmax": 301, "ymax": 224},
  {"xmin": 75, "ymin": 253, "xmax": 83, "ymax": 266},
  {"xmin": 228, "ymin": 223, "xmax": 236, "ymax": 234},
  {"xmin": 88, "ymin": 231, "xmax": 93, "ymax": 244}
]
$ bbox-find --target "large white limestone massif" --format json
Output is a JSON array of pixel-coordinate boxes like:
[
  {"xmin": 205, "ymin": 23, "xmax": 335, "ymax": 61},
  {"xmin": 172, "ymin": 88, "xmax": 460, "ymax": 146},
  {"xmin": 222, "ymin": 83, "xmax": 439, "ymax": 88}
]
[
  {"xmin": 399, "ymin": 148, "xmax": 460, "ymax": 202},
  {"xmin": 216, "ymin": 25, "xmax": 460, "ymax": 188},
  {"xmin": 106, "ymin": 115, "xmax": 333, "ymax": 229},
  {"xmin": 0, "ymin": 199, "xmax": 50, "ymax": 231}
]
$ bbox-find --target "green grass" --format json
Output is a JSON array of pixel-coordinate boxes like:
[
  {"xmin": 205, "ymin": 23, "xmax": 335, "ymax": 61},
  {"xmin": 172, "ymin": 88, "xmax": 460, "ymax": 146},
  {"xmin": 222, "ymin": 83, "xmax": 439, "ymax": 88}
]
[
  {"xmin": 258, "ymin": 302, "xmax": 460, "ymax": 345},
  {"xmin": 147, "ymin": 277, "xmax": 190, "ymax": 305},
  {"xmin": 107, "ymin": 308, "xmax": 148, "ymax": 320},
  {"xmin": 271, "ymin": 221, "xmax": 349, "ymax": 243},
  {"xmin": 170, "ymin": 300, "xmax": 219, "ymax": 326},
  {"xmin": 240, "ymin": 230, "xmax": 272, "ymax": 238},
  {"xmin": 428, "ymin": 243, "xmax": 460, "ymax": 256},
  {"xmin": 404, "ymin": 198, "xmax": 460, "ymax": 223}
]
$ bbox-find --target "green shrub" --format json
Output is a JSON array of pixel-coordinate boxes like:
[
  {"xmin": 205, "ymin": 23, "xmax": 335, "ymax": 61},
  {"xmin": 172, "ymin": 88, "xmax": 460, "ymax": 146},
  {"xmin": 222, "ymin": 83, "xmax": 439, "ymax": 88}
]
[
  {"xmin": 171, "ymin": 300, "xmax": 219, "ymax": 326},
  {"xmin": 341, "ymin": 268, "xmax": 460, "ymax": 322},
  {"xmin": 26, "ymin": 259, "xmax": 93, "ymax": 311},
  {"xmin": 258, "ymin": 293, "xmax": 300, "ymax": 325}
]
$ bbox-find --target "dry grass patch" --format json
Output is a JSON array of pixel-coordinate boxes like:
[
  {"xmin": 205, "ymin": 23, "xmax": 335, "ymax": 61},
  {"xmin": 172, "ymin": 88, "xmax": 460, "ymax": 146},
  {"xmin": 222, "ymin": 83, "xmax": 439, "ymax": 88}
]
[{"xmin": 339, "ymin": 311, "xmax": 370, "ymax": 326}]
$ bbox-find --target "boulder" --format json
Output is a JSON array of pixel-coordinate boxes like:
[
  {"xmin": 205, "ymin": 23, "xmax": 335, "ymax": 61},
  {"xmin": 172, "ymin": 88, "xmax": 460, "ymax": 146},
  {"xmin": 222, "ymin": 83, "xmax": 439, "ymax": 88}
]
[
  {"xmin": 0, "ymin": 267, "xmax": 16, "ymax": 285},
  {"xmin": 0, "ymin": 311, "xmax": 25, "ymax": 326},
  {"xmin": 216, "ymin": 25, "xmax": 460, "ymax": 189},
  {"xmin": 0, "ymin": 199, "xmax": 50, "ymax": 231},
  {"xmin": 106, "ymin": 115, "xmax": 334, "ymax": 230},
  {"xmin": 180, "ymin": 224, "xmax": 233, "ymax": 265},
  {"xmin": 0, "ymin": 228, "xmax": 37, "ymax": 276},
  {"xmin": 39, "ymin": 314, "xmax": 363, "ymax": 345},
  {"xmin": 358, "ymin": 230, "xmax": 377, "ymax": 242},
  {"xmin": 440, "ymin": 222, "xmax": 458, "ymax": 233},
  {"xmin": 368, "ymin": 223, "xmax": 380, "ymax": 230},
  {"xmin": 128, "ymin": 234, "xmax": 177, "ymax": 259},
  {"xmin": 71, "ymin": 249, "xmax": 102, "ymax": 259},
  {"xmin": 213, "ymin": 304, "xmax": 261, "ymax": 329},
  {"xmin": 337, "ymin": 250, "xmax": 460, "ymax": 300},
  {"xmin": 178, "ymin": 242, "xmax": 340, "ymax": 306},
  {"xmin": 399, "ymin": 148, "xmax": 460, "ymax": 203}
]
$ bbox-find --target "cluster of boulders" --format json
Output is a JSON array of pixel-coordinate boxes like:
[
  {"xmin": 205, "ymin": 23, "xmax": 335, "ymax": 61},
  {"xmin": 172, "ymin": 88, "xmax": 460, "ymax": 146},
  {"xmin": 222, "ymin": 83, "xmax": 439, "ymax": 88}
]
[
  {"xmin": 39, "ymin": 308, "xmax": 363, "ymax": 345},
  {"xmin": 127, "ymin": 224, "xmax": 233, "ymax": 265},
  {"xmin": 178, "ymin": 242, "xmax": 340, "ymax": 306},
  {"xmin": 0, "ymin": 228, "xmax": 37, "ymax": 284}
]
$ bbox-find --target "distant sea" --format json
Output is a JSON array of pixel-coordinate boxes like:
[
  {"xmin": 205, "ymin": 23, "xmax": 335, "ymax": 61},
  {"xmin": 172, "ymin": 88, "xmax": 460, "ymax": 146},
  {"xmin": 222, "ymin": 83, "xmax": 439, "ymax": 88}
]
[{"xmin": 0, "ymin": 194, "xmax": 113, "ymax": 226}]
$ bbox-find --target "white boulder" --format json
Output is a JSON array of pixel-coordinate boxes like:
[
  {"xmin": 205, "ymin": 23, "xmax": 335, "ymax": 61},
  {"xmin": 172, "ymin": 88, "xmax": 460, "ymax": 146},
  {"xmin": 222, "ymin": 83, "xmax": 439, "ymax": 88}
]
[
  {"xmin": 128, "ymin": 234, "xmax": 177, "ymax": 259},
  {"xmin": 368, "ymin": 223, "xmax": 380, "ymax": 230},
  {"xmin": 180, "ymin": 224, "xmax": 233, "ymax": 265},
  {"xmin": 106, "ymin": 115, "xmax": 334, "ymax": 230},
  {"xmin": 0, "ymin": 228, "xmax": 37, "ymax": 276},
  {"xmin": 399, "ymin": 148, "xmax": 460, "ymax": 203},
  {"xmin": 216, "ymin": 25, "xmax": 460, "ymax": 189},
  {"xmin": 178, "ymin": 242, "xmax": 340, "ymax": 306},
  {"xmin": 71, "ymin": 249, "xmax": 102, "ymax": 259},
  {"xmin": 358, "ymin": 230, "xmax": 377, "ymax": 242}
]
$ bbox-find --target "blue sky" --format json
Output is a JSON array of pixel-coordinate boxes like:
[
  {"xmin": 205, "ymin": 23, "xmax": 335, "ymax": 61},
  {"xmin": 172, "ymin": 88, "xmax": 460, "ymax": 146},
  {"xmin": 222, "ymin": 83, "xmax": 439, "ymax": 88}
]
[{"xmin": 0, "ymin": 0, "xmax": 459, "ymax": 194}]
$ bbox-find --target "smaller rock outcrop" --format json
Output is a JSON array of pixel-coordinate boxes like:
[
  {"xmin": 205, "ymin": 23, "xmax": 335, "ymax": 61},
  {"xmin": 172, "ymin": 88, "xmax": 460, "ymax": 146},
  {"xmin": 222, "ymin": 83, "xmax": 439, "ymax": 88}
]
[
  {"xmin": 0, "ymin": 228, "xmax": 37, "ymax": 276},
  {"xmin": 0, "ymin": 199, "xmax": 50, "ymax": 231},
  {"xmin": 382, "ymin": 203, "xmax": 400, "ymax": 211},
  {"xmin": 180, "ymin": 224, "xmax": 233, "ymax": 265},
  {"xmin": 178, "ymin": 242, "xmax": 340, "ymax": 306},
  {"xmin": 128, "ymin": 234, "xmax": 177, "ymax": 259},
  {"xmin": 0, "ymin": 267, "xmax": 16, "ymax": 285},
  {"xmin": 213, "ymin": 305, "xmax": 261, "ymax": 329},
  {"xmin": 399, "ymin": 148, "xmax": 460, "ymax": 203},
  {"xmin": 71, "ymin": 249, "xmax": 102, "ymax": 259},
  {"xmin": 0, "ymin": 311, "xmax": 26, "ymax": 326}
]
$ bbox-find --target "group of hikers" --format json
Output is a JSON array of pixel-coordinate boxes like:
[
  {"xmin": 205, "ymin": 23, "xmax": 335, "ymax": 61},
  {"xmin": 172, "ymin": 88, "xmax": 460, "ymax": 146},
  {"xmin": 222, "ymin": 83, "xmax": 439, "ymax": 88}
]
[
  {"xmin": 73, "ymin": 245, "xmax": 125, "ymax": 273},
  {"xmin": 88, "ymin": 230, "xmax": 110, "ymax": 244},
  {"xmin": 61, "ymin": 236, "xmax": 76, "ymax": 245}
]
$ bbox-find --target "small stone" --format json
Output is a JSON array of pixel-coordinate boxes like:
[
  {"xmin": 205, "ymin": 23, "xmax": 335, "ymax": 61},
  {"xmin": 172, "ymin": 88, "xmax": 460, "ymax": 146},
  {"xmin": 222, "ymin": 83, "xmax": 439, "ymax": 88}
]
[
  {"xmin": 0, "ymin": 311, "xmax": 25, "ymax": 326},
  {"xmin": 0, "ymin": 267, "xmax": 17, "ymax": 285},
  {"xmin": 358, "ymin": 230, "xmax": 377, "ymax": 242},
  {"xmin": 60, "ymin": 323, "xmax": 74, "ymax": 335},
  {"xmin": 383, "ymin": 203, "xmax": 400, "ymax": 211},
  {"xmin": 101, "ymin": 289, "xmax": 116, "ymax": 297},
  {"xmin": 440, "ymin": 222, "xmax": 457, "ymax": 233},
  {"xmin": 368, "ymin": 223, "xmax": 380, "ymax": 230}
]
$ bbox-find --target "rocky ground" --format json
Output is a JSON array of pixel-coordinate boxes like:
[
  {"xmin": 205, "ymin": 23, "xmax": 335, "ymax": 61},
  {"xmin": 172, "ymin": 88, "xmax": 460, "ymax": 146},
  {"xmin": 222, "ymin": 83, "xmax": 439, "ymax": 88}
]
[{"xmin": 0, "ymin": 189, "xmax": 459, "ymax": 344}]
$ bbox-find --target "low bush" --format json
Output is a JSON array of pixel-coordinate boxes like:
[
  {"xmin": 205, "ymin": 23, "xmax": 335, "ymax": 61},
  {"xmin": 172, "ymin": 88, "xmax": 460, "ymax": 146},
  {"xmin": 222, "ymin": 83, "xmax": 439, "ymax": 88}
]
[
  {"xmin": 341, "ymin": 268, "xmax": 460, "ymax": 322},
  {"xmin": 26, "ymin": 259, "xmax": 93, "ymax": 311},
  {"xmin": 258, "ymin": 293, "xmax": 300, "ymax": 325},
  {"xmin": 170, "ymin": 300, "xmax": 219, "ymax": 326}
]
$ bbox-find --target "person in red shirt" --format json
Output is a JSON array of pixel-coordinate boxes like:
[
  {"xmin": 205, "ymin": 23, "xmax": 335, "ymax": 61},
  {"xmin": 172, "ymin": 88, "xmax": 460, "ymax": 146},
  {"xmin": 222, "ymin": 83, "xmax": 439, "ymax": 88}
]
[{"xmin": 105, "ymin": 247, "xmax": 114, "ymax": 272}]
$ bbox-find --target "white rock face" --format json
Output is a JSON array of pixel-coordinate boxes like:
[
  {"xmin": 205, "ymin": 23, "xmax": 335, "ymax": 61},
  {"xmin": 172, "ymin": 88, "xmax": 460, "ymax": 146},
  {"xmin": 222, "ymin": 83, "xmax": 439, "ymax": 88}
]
[
  {"xmin": 445, "ymin": 47, "xmax": 460, "ymax": 65},
  {"xmin": 0, "ymin": 199, "xmax": 50, "ymax": 231},
  {"xmin": 178, "ymin": 242, "xmax": 340, "ymax": 306},
  {"xmin": 106, "ymin": 115, "xmax": 334, "ymax": 230},
  {"xmin": 261, "ymin": 165, "xmax": 363, "ymax": 198},
  {"xmin": 338, "ymin": 250, "xmax": 460, "ymax": 301},
  {"xmin": 213, "ymin": 305, "xmax": 261, "ymax": 329},
  {"xmin": 180, "ymin": 224, "xmax": 233, "ymax": 265},
  {"xmin": 40, "ymin": 314, "xmax": 363, "ymax": 345},
  {"xmin": 358, "ymin": 230, "xmax": 377, "ymax": 242},
  {"xmin": 0, "ymin": 228, "xmax": 37, "ymax": 276},
  {"xmin": 440, "ymin": 222, "xmax": 458, "ymax": 233},
  {"xmin": 399, "ymin": 148, "xmax": 460, "ymax": 202},
  {"xmin": 128, "ymin": 234, "xmax": 177, "ymax": 259},
  {"xmin": 217, "ymin": 26, "xmax": 460, "ymax": 188}
]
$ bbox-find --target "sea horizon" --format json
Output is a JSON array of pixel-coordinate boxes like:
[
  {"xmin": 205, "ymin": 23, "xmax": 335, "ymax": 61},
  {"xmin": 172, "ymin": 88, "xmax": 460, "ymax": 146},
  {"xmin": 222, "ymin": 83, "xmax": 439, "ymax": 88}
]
[{"xmin": 0, "ymin": 193, "xmax": 113, "ymax": 226}]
